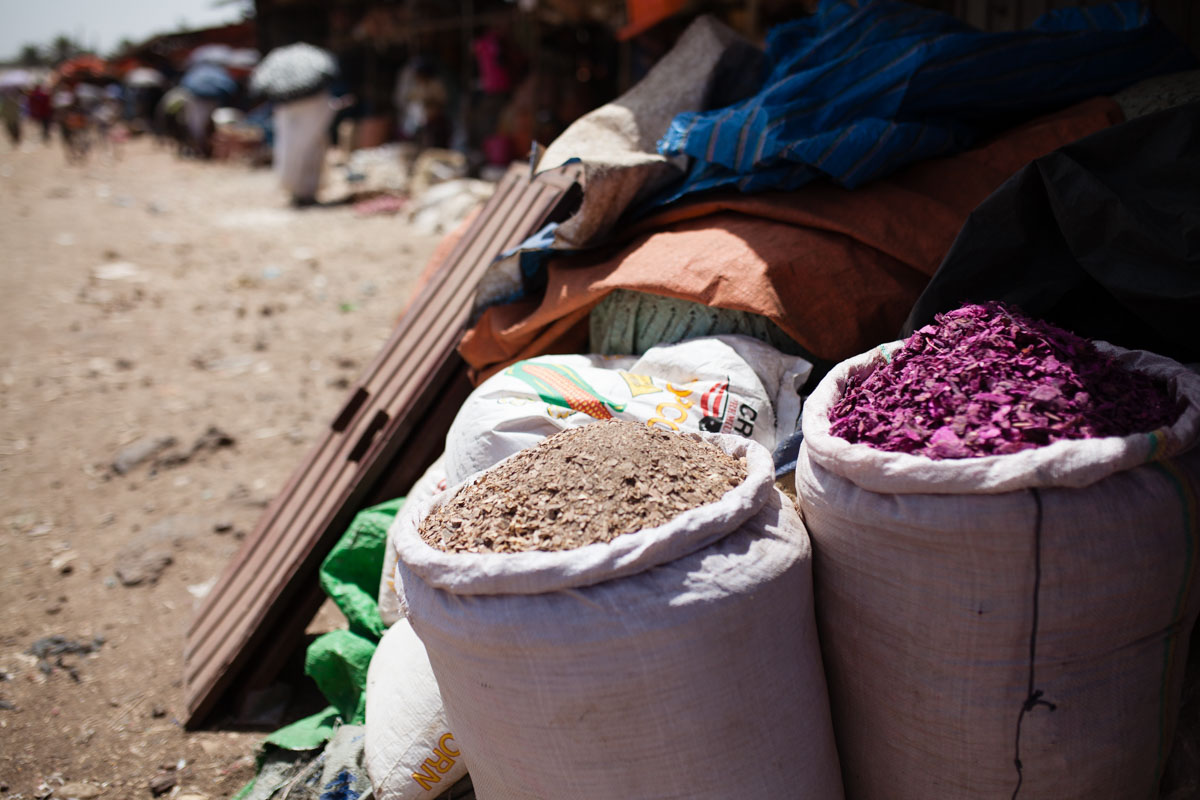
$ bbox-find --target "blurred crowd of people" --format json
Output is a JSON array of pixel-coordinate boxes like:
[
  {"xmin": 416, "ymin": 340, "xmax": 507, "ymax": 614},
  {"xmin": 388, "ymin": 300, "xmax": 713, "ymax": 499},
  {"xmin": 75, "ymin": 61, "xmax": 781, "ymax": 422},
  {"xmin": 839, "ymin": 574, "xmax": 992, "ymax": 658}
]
[
  {"xmin": 0, "ymin": 41, "xmax": 473, "ymax": 202},
  {"xmin": 1, "ymin": 77, "xmax": 130, "ymax": 163},
  {"xmin": 0, "ymin": 20, "xmax": 609, "ymax": 210}
]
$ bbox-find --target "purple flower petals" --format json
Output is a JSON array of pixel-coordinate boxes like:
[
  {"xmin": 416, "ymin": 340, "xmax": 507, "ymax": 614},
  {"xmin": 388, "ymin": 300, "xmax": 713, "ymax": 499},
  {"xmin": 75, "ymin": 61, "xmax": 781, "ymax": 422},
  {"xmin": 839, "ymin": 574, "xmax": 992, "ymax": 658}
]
[{"xmin": 829, "ymin": 302, "xmax": 1183, "ymax": 459}]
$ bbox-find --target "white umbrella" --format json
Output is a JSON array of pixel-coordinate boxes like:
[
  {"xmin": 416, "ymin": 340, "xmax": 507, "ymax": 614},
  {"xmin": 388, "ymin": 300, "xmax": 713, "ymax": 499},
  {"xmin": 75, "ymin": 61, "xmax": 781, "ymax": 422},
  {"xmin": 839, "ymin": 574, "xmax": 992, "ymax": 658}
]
[
  {"xmin": 250, "ymin": 43, "xmax": 337, "ymax": 103},
  {"xmin": 0, "ymin": 69, "xmax": 33, "ymax": 90},
  {"xmin": 188, "ymin": 44, "xmax": 234, "ymax": 67},
  {"xmin": 125, "ymin": 67, "xmax": 165, "ymax": 88},
  {"xmin": 226, "ymin": 49, "xmax": 261, "ymax": 70}
]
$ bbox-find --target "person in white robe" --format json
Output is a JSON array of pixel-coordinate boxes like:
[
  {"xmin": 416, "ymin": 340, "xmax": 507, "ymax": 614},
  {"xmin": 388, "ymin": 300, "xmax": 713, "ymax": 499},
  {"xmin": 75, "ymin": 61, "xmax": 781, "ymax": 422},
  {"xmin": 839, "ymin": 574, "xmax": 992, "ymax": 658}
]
[{"xmin": 272, "ymin": 90, "xmax": 339, "ymax": 206}]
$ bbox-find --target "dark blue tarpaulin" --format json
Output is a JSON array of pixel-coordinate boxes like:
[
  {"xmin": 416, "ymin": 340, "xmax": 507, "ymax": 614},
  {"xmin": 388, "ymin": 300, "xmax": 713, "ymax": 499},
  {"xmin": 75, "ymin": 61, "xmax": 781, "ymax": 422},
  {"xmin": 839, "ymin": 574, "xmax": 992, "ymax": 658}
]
[{"xmin": 656, "ymin": 0, "xmax": 1194, "ymax": 202}]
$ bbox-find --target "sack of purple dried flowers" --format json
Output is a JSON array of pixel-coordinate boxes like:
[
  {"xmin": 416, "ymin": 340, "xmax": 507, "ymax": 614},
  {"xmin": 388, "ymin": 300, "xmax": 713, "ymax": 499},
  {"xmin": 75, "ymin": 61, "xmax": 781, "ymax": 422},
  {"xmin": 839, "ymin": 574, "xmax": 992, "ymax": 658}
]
[
  {"xmin": 792, "ymin": 302, "xmax": 1200, "ymax": 798},
  {"xmin": 799, "ymin": 302, "xmax": 1200, "ymax": 495},
  {"xmin": 830, "ymin": 302, "xmax": 1183, "ymax": 460}
]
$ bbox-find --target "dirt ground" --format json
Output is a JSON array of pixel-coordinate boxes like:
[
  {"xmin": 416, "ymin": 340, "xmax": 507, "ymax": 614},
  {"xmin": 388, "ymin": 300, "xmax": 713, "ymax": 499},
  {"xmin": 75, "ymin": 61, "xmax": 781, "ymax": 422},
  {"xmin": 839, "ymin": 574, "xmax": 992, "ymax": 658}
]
[{"xmin": 0, "ymin": 131, "xmax": 448, "ymax": 799}]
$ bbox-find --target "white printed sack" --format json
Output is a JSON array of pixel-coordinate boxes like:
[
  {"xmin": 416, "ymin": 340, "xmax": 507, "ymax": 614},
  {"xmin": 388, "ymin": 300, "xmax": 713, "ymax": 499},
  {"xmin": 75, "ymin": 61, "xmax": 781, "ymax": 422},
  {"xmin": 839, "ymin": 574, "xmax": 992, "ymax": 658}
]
[
  {"xmin": 796, "ymin": 341, "xmax": 1200, "ymax": 800},
  {"xmin": 443, "ymin": 334, "xmax": 810, "ymax": 485},
  {"xmin": 378, "ymin": 455, "xmax": 447, "ymax": 627},
  {"xmin": 364, "ymin": 619, "xmax": 467, "ymax": 799},
  {"xmin": 392, "ymin": 433, "xmax": 844, "ymax": 800}
]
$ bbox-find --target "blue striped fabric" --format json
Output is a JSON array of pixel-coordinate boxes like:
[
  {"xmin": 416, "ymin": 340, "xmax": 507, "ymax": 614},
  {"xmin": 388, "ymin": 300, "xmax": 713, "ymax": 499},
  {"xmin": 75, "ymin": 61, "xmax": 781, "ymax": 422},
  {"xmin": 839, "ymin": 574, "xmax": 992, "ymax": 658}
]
[{"xmin": 655, "ymin": 0, "xmax": 1194, "ymax": 202}]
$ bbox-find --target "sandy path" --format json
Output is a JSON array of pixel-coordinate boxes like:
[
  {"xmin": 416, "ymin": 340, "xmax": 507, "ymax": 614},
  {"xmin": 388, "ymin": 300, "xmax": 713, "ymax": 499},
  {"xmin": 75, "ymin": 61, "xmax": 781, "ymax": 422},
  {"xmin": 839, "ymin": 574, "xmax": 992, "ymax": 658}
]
[{"xmin": 0, "ymin": 132, "xmax": 445, "ymax": 799}]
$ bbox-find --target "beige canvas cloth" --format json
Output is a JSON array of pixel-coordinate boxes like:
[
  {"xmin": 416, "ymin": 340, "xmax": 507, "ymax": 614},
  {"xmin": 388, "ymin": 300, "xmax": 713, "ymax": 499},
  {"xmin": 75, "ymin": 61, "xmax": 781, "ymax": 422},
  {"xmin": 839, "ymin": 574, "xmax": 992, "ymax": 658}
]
[
  {"xmin": 392, "ymin": 434, "xmax": 843, "ymax": 799},
  {"xmin": 535, "ymin": 15, "xmax": 759, "ymax": 250},
  {"xmin": 796, "ymin": 341, "xmax": 1200, "ymax": 799},
  {"xmin": 471, "ymin": 16, "xmax": 761, "ymax": 316}
]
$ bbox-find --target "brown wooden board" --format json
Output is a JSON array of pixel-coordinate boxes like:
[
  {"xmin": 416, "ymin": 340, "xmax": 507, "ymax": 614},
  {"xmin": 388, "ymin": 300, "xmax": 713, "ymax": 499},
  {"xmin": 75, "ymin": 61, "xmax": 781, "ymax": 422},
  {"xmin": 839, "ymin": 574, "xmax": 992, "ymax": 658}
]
[{"xmin": 183, "ymin": 161, "xmax": 583, "ymax": 727}]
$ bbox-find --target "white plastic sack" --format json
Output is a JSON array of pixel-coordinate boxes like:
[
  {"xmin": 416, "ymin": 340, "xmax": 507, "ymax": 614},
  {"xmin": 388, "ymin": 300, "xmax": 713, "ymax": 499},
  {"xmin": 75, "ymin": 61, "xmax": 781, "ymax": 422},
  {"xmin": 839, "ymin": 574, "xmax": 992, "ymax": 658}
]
[
  {"xmin": 443, "ymin": 334, "xmax": 810, "ymax": 486},
  {"xmin": 379, "ymin": 455, "xmax": 447, "ymax": 627},
  {"xmin": 796, "ymin": 340, "xmax": 1200, "ymax": 799},
  {"xmin": 392, "ymin": 434, "xmax": 843, "ymax": 800},
  {"xmin": 364, "ymin": 619, "xmax": 468, "ymax": 799}
]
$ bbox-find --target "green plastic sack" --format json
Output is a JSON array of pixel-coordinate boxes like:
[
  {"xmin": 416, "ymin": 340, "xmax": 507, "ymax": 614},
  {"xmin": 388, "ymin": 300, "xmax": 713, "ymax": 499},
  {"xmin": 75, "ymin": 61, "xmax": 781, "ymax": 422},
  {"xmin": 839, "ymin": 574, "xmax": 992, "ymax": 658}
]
[{"xmin": 236, "ymin": 497, "xmax": 405, "ymax": 798}]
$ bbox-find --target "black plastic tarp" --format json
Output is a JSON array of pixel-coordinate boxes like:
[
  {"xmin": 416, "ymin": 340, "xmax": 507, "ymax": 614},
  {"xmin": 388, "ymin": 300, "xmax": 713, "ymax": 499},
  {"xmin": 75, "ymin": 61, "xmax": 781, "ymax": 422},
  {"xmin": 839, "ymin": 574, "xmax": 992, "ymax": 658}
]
[{"xmin": 903, "ymin": 101, "xmax": 1200, "ymax": 365}]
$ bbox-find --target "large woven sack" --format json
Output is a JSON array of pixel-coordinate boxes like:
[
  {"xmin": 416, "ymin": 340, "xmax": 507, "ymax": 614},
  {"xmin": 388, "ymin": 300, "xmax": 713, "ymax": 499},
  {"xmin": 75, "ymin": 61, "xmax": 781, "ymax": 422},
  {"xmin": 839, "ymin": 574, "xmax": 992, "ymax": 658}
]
[
  {"xmin": 364, "ymin": 619, "xmax": 467, "ymax": 799},
  {"xmin": 796, "ymin": 341, "xmax": 1200, "ymax": 799},
  {"xmin": 443, "ymin": 334, "xmax": 811, "ymax": 486},
  {"xmin": 378, "ymin": 455, "xmax": 447, "ymax": 628},
  {"xmin": 392, "ymin": 434, "xmax": 843, "ymax": 799}
]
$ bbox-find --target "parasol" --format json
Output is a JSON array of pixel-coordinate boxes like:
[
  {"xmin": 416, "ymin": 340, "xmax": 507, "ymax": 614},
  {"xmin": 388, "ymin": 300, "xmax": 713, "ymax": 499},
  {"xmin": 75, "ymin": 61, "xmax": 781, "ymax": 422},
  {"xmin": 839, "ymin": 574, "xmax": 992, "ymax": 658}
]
[
  {"xmin": 124, "ymin": 67, "xmax": 165, "ymax": 88},
  {"xmin": 226, "ymin": 49, "xmax": 261, "ymax": 71},
  {"xmin": 250, "ymin": 43, "xmax": 337, "ymax": 103},
  {"xmin": 188, "ymin": 44, "xmax": 234, "ymax": 67},
  {"xmin": 180, "ymin": 63, "xmax": 238, "ymax": 101},
  {"xmin": 56, "ymin": 54, "xmax": 109, "ymax": 82},
  {"xmin": 0, "ymin": 69, "xmax": 33, "ymax": 90}
]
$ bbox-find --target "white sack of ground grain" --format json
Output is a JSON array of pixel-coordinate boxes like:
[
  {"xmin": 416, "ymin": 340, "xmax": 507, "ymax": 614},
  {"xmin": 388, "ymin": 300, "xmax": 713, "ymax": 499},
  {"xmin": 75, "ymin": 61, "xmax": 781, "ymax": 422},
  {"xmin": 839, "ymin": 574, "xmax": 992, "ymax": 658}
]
[
  {"xmin": 364, "ymin": 618, "xmax": 467, "ymax": 799},
  {"xmin": 442, "ymin": 334, "xmax": 810, "ymax": 486},
  {"xmin": 390, "ymin": 422, "xmax": 844, "ymax": 799}
]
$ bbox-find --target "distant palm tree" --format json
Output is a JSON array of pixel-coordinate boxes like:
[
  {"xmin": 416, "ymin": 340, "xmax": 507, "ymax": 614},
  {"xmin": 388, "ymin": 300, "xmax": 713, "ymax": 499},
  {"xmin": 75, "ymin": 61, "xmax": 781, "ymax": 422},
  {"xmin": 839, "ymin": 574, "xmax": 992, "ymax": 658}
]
[
  {"xmin": 18, "ymin": 44, "xmax": 44, "ymax": 67},
  {"xmin": 51, "ymin": 35, "xmax": 81, "ymax": 64},
  {"xmin": 214, "ymin": 0, "xmax": 255, "ymax": 18},
  {"xmin": 111, "ymin": 38, "xmax": 137, "ymax": 59}
]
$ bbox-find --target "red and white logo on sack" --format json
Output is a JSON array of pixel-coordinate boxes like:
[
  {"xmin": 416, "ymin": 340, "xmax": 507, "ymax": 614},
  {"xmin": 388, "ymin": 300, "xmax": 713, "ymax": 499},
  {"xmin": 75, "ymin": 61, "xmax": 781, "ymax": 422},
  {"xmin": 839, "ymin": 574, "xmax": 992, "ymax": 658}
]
[
  {"xmin": 699, "ymin": 379, "xmax": 730, "ymax": 433},
  {"xmin": 698, "ymin": 378, "xmax": 758, "ymax": 437}
]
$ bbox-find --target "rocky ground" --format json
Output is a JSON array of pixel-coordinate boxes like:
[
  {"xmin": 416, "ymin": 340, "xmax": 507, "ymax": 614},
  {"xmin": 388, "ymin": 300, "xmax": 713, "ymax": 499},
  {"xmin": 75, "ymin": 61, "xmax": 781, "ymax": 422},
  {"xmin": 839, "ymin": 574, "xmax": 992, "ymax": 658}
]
[{"xmin": 0, "ymin": 130, "xmax": 450, "ymax": 799}]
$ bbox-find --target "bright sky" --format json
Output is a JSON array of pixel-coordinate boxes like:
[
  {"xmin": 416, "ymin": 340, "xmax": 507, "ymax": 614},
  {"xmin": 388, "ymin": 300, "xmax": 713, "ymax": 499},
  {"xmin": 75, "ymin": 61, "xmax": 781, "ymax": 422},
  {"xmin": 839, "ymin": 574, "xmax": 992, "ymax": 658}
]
[{"xmin": 0, "ymin": 0, "xmax": 247, "ymax": 62}]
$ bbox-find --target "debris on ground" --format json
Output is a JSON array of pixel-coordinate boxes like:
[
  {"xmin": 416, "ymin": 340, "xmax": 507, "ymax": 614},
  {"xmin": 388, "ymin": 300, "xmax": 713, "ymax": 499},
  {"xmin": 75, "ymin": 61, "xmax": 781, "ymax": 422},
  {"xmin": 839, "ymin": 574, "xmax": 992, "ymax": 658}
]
[
  {"xmin": 92, "ymin": 262, "xmax": 150, "ymax": 283},
  {"xmin": 408, "ymin": 178, "xmax": 494, "ymax": 235},
  {"xmin": 352, "ymin": 192, "xmax": 407, "ymax": 217},
  {"xmin": 226, "ymin": 483, "xmax": 271, "ymax": 509},
  {"xmin": 148, "ymin": 770, "xmax": 178, "ymax": 797},
  {"xmin": 115, "ymin": 548, "xmax": 173, "ymax": 586},
  {"xmin": 50, "ymin": 551, "xmax": 79, "ymax": 574},
  {"xmin": 111, "ymin": 436, "xmax": 178, "ymax": 475},
  {"xmin": 114, "ymin": 515, "xmax": 203, "ymax": 586},
  {"xmin": 152, "ymin": 426, "xmax": 236, "ymax": 470},
  {"xmin": 58, "ymin": 781, "xmax": 103, "ymax": 799},
  {"xmin": 28, "ymin": 635, "xmax": 105, "ymax": 679}
]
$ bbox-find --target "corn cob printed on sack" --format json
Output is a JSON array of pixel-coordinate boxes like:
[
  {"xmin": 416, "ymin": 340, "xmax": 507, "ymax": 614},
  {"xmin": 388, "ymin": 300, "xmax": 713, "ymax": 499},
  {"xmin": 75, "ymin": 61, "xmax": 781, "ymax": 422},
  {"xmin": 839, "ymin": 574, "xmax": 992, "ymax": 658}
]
[
  {"xmin": 796, "ymin": 339, "xmax": 1200, "ymax": 800},
  {"xmin": 392, "ymin": 432, "xmax": 844, "ymax": 800},
  {"xmin": 442, "ymin": 334, "xmax": 811, "ymax": 486}
]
